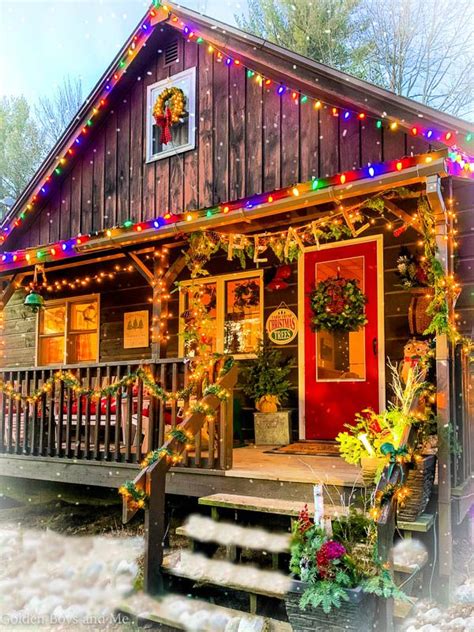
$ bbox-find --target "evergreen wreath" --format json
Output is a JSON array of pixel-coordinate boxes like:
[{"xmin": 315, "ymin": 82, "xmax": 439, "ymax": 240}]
[{"xmin": 310, "ymin": 276, "xmax": 368, "ymax": 332}]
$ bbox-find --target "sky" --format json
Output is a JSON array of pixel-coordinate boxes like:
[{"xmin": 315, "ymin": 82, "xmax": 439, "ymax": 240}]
[{"xmin": 0, "ymin": 0, "xmax": 240, "ymax": 104}]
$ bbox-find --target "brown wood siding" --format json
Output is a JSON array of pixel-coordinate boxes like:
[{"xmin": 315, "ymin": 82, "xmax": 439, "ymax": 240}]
[
  {"xmin": 11, "ymin": 27, "xmax": 432, "ymax": 251},
  {"xmin": 0, "ymin": 272, "xmax": 153, "ymax": 369},
  {"xmin": 0, "ymin": 290, "xmax": 36, "ymax": 369}
]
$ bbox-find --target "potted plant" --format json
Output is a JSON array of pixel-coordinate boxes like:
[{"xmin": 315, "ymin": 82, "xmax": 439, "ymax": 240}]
[
  {"xmin": 286, "ymin": 506, "xmax": 405, "ymax": 631},
  {"xmin": 241, "ymin": 337, "xmax": 292, "ymax": 444}
]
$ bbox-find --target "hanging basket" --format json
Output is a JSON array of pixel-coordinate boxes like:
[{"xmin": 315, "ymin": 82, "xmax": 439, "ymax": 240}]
[
  {"xmin": 408, "ymin": 288, "xmax": 433, "ymax": 335},
  {"xmin": 285, "ymin": 580, "xmax": 377, "ymax": 632},
  {"xmin": 397, "ymin": 454, "xmax": 436, "ymax": 522}
]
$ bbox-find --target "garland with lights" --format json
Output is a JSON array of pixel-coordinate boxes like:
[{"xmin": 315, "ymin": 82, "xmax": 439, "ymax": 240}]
[
  {"xmin": 0, "ymin": 152, "xmax": 461, "ymax": 269},
  {"xmin": 119, "ymin": 281, "xmax": 234, "ymax": 511},
  {"xmin": 153, "ymin": 86, "xmax": 187, "ymax": 144},
  {"xmin": 118, "ymin": 480, "xmax": 148, "ymax": 511},
  {"xmin": 310, "ymin": 277, "xmax": 368, "ymax": 332}
]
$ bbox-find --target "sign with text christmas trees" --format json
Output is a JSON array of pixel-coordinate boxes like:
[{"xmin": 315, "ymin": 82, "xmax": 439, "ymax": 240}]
[{"xmin": 124, "ymin": 310, "xmax": 149, "ymax": 349}]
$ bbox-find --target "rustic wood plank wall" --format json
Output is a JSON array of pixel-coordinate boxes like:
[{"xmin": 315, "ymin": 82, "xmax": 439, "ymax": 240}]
[{"xmin": 12, "ymin": 27, "xmax": 434, "ymax": 251}]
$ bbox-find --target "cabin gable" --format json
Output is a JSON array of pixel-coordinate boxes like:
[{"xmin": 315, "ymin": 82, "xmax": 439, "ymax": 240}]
[{"xmin": 9, "ymin": 23, "xmax": 437, "ymax": 252}]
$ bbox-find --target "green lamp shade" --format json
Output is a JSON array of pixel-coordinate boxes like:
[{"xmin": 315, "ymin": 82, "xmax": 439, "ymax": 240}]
[{"xmin": 24, "ymin": 290, "xmax": 44, "ymax": 313}]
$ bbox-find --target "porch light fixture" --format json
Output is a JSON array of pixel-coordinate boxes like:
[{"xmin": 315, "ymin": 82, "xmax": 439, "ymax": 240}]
[{"xmin": 24, "ymin": 264, "xmax": 46, "ymax": 313}]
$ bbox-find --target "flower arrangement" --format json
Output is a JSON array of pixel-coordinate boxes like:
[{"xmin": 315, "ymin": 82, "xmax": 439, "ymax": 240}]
[
  {"xmin": 337, "ymin": 360, "xmax": 432, "ymax": 482},
  {"xmin": 396, "ymin": 247, "xmax": 429, "ymax": 290},
  {"xmin": 310, "ymin": 276, "xmax": 367, "ymax": 332},
  {"xmin": 290, "ymin": 506, "xmax": 404, "ymax": 613}
]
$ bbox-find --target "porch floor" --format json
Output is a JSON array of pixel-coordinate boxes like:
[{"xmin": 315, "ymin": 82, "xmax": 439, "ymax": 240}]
[{"xmin": 228, "ymin": 445, "xmax": 362, "ymax": 487}]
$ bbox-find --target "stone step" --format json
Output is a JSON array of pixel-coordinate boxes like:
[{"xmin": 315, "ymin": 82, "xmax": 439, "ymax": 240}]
[
  {"xmin": 162, "ymin": 550, "xmax": 292, "ymax": 600},
  {"xmin": 119, "ymin": 591, "xmax": 292, "ymax": 631},
  {"xmin": 176, "ymin": 514, "xmax": 291, "ymax": 553}
]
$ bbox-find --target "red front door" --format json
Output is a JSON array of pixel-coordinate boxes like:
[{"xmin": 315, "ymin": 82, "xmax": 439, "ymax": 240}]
[{"xmin": 303, "ymin": 239, "xmax": 382, "ymax": 440}]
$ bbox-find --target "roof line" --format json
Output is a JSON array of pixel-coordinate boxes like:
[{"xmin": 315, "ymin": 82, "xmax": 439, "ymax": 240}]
[{"xmin": 166, "ymin": 1, "xmax": 473, "ymax": 133}]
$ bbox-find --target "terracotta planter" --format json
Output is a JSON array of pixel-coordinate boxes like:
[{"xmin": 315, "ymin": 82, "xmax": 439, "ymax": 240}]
[
  {"xmin": 408, "ymin": 288, "xmax": 433, "ymax": 335},
  {"xmin": 256, "ymin": 394, "xmax": 279, "ymax": 413},
  {"xmin": 285, "ymin": 579, "xmax": 377, "ymax": 632},
  {"xmin": 360, "ymin": 456, "xmax": 386, "ymax": 487},
  {"xmin": 398, "ymin": 454, "xmax": 436, "ymax": 522}
]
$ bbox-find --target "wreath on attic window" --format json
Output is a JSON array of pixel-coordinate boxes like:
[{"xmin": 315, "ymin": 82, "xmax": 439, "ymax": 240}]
[{"xmin": 153, "ymin": 86, "xmax": 187, "ymax": 145}]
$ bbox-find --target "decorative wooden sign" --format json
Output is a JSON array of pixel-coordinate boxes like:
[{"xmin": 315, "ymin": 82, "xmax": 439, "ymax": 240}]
[
  {"xmin": 124, "ymin": 310, "xmax": 149, "ymax": 349},
  {"xmin": 266, "ymin": 303, "xmax": 298, "ymax": 345}
]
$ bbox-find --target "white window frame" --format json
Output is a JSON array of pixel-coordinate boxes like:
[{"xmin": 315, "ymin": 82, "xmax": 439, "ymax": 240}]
[
  {"xmin": 146, "ymin": 67, "xmax": 196, "ymax": 163},
  {"xmin": 36, "ymin": 294, "xmax": 100, "ymax": 367},
  {"xmin": 178, "ymin": 270, "xmax": 264, "ymax": 359}
]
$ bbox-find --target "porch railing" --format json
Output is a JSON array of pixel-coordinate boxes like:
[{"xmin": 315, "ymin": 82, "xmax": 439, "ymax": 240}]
[{"xmin": 0, "ymin": 359, "xmax": 234, "ymax": 470}]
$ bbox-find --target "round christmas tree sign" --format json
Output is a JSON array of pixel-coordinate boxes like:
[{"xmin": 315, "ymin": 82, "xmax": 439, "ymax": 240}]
[{"xmin": 265, "ymin": 303, "xmax": 298, "ymax": 345}]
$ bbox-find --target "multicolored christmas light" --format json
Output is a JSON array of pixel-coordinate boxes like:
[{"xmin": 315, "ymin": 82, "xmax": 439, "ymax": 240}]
[
  {"xmin": 0, "ymin": 150, "xmax": 457, "ymax": 272},
  {"xmin": 0, "ymin": 1, "xmax": 472, "ymax": 249}
]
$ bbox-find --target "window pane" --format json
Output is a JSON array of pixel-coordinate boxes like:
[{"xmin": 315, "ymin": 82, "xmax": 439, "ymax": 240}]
[
  {"xmin": 183, "ymin": 284, "xmax": 217, "ymax": 355},
  {"xmin": 40, "ymin": 336, "xmax": 64, "ymax": 365},
  {"xmin": 315, "ymin": 257, "xmax": 366, "ymax": 381},
  {"xmin": 224, "ymin": 278, "xmax": 261, "ymax": 354},
  {"xmin": 41, "ymin": 305, "xmax": 66, "ymax": 335},
  {"xmin": 70, "ymin": 301, "xmax": 98, "ymax": 331},
  {"xmin": 68, "ymin": 333, "xmax": 98, "ymax": 363}
]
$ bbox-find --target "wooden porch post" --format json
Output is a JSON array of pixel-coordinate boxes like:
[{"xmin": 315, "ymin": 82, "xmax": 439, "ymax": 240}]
[{"xmin": 427, "ymin": 174, "xmax": 452, "ymax": 599}]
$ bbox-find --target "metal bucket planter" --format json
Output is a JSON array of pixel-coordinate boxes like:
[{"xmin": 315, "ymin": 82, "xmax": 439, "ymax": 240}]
[
  {"xmin": 285, "ymin": 579, "xmax": 377, "ymax": 632},
  {"xmin": 397, "ymin": 454, "xmax": 437, "ymax": 522}
]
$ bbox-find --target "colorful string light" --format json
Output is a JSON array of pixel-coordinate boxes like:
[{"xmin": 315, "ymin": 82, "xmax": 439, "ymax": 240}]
[
  {"xmin": 0, "ymin": 150, "xmax": 453, "ymax": 271},
  {"xmin": 0, "ymin": 1, "xmax": 472, "ymax": 248}
]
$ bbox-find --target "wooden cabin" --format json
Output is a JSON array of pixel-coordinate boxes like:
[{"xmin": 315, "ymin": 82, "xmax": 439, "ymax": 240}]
[{"xmin": 0, "ymin": 1, "xmax": 472, "ymax": 599}]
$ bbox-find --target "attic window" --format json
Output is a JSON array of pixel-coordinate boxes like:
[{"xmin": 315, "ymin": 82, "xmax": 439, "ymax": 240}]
[
  {"xmin": 164, "ymin": 40, "xmax": 179, "ymax": 66},
  {"xmin": 146, "ymin": 67, "xmax": 196, "ymax": 162}
]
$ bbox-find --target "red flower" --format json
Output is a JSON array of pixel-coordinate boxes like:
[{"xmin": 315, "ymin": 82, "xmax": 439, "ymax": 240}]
[{"xmin": 297, "ymin": 504, "xmax": 312, "ymax": 533}]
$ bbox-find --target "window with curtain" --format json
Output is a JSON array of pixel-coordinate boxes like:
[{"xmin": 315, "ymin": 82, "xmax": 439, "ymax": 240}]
[{"xmin": 38, "ymin": 296, "xmax": 99, "ymax": 365}]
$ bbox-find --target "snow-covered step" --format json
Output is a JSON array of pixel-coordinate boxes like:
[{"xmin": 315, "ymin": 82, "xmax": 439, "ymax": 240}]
[
  {"xmin": 177, "ymin": 514, "xmax": 291, "ymax": 553},
  {"xmin": 119, "ymin": 591, "xmax": 292, "ymax": 631},
  {"xmin": 163, "ymin": 550, "xmax": 292, "ymax": 599}
]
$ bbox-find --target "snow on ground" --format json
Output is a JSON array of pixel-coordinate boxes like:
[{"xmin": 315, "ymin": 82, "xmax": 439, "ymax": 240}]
[{"xmin": 0, "ymin": 527, "xmax": 143, "ymax": 629}]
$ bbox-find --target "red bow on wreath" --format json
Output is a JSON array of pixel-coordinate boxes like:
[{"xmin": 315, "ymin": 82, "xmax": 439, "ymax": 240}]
[{"xmin": 154, "ymin": 107, "xmax": 173, "ymax": 145}]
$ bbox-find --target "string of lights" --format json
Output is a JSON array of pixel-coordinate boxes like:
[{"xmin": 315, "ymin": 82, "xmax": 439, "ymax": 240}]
[
  {"xmin": 0, "ymin": 1, "xmax": 472, "ymax": 249},
  {"xmin": 0, "ymin": 150, "xmax": 459, "ymax": 271}
]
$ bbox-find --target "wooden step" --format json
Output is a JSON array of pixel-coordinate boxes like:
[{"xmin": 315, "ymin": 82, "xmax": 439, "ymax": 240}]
[
  {"xmin": 198, "ymin": 492, "xmax": 348, "ymax": 519},
  {"xmin": 396, "ymin": 513, "xmax": 435, "ymax": 533},
  {"xmin": 119, "ymin": 591, "xmax": 292, "ymax": 631},
  {"xmin": 162, "ymin": 550, "xmax": 293, "ymax": 599},
  {"xmin": 177, "ymin": 514, "xmax": 291, "ymax": 553}
]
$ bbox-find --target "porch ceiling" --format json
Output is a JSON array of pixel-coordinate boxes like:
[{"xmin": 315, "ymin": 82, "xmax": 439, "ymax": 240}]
[{"xmin": 0, "ymin": 152, "xmax": 448, "ymax": 277}]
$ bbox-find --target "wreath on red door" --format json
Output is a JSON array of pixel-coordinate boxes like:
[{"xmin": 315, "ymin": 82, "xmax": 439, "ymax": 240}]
[
  {"xmin": 153, "ymin": 86, "xmax": 187, "ymax": 145},
  {"xmin": 310, "ymin": 276, "xmax": 368, "ymax": 332}
]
